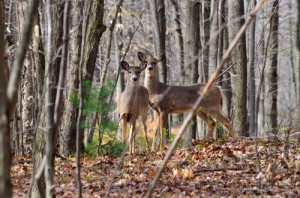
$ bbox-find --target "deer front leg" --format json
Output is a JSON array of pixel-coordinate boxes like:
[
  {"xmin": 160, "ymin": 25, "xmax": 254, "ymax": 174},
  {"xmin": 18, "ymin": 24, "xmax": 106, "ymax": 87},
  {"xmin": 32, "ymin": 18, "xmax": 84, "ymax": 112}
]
[
  {"xmin": 141, "ymin": 113, "xmax": 150, "ymax": 153},
  {"xmin": 122, "ymin": 117, "xmax": 127, "ymax": 143},
  {"xmin": 128, "ymin": 121, "xmax": 136, "ymax": 154}
]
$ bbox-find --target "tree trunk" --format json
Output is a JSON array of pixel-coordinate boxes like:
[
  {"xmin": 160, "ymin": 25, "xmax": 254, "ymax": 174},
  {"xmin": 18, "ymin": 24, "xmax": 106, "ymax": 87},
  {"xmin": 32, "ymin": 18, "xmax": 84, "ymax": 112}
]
[
  {"xmin": 150, "ymin": 0, "xmax": 167, "ymax": 84},
  {"xmin": 80, "ymin": 0, "xmax": 106, "ymax": 152},
  {"xmin": 297, "ymin": 0, "xmax": 300, "ymax": 141},
  {"xmin": 0, "ymin": 1, "xmax": 11, "ymax": 196},
  {"xmin": 170, "ymin": 0, "xmax": 184, "ymax": 125},
  {"xmin": 269, "ymin": 0, "xmax": 279, "ymax": 134},
  {"xmin": 228, "ymin": 0, "xmax": 248, "ymax": 137},
  {"xmin": 171, "ymin": 0, "xmax": 184, "ymax": 85},
  {"xmin": 17, "ymin": 2, "xmax": 34, "ymax": 155},
  {"xmin": 60, "ymin": 1, "xmax": 83, "ymax": 157},
  {"xmin": 184, "ymin": 0, "xmax": 200, "ymax": 145},
  {"xmin": 201, "ymin": 1, "xmax": 210, "ymax": 83},
  {"xmin": 249, "ymin": 0, "xmax": 256, "ymax": 136},
  {"xmin": 31, "ymin": 1, "xmax": 63, "ymax": 197}
]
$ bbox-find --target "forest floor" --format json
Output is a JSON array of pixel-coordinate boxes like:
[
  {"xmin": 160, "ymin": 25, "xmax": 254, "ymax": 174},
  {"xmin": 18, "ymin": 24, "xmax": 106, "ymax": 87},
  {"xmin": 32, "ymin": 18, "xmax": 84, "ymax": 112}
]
[{"xmin": 12, "ymin": 137, "xmax": 300, "ymax": 197}]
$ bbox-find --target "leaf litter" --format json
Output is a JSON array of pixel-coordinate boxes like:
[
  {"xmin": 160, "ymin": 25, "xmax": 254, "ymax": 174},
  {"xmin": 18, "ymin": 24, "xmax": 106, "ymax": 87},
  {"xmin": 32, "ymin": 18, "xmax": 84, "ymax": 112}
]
[{"xmin": 11, "ymin": 138, "xmax": 300, "ymax": 197}]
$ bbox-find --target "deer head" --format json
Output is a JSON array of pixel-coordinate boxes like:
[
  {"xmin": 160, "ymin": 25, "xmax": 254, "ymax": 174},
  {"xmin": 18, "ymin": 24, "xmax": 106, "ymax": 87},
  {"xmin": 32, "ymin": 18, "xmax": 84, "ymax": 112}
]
[
  {"xmin": 121, "ymin": 61, "xmax": 147, "ymax": 83},
  {"xmin": 137, "ymin": 52, "xmax": 164, "ymax": 77}
]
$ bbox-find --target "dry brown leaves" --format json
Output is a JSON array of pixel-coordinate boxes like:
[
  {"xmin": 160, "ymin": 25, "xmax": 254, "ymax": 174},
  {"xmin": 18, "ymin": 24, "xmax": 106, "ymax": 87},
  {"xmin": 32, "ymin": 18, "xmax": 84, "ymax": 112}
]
[{"xmin": 11, "ymin": 138, "xmax": 300, "ymax": 197}]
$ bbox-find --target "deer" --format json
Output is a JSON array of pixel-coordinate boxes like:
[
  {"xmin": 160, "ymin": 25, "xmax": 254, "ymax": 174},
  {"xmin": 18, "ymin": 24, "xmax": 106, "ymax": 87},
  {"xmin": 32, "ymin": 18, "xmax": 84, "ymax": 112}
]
[
  {"xmin": 137, "ymin": 52, "xmax": 234, "ymax": 151},
  {"xmin": 116, "ymin": 60, "xmax": 150, "ymax": 154}
]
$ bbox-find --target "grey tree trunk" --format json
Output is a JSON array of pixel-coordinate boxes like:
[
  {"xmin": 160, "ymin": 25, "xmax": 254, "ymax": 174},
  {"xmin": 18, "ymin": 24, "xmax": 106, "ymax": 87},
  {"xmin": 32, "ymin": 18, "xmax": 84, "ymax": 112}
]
[
  {"xmin": 209, "ymin": 0, "xmax": 218, "ymax": 74},
  {"xmin": 0, "ymin": 2, "xmax": 11, "ymax": 196},
  {"xmin": 249, "ymin": 0, "xmax": 256, "ymax": 136},
  {"xmin": 269, "ymin": 0, "xmax": 279, "ymax": 134},
  {"xmin": 60, "ymin": 1, "xmax": 83, "ymax": 157},
  {"xmin": 115, "ymin": 14, "xmax": 125, "ymax": 141},
  {"xmin": 184, "ymin": 1, "xmax": 200, "ymax": 145},
  {"xmin": 81, "ymin": 0, "xmax": 106, "ymax": 151},
  {"xmin": 201, "ymin": 1, "xmax": 210, "ymax": 83},
  {"xmin": 228, "ymin": 0, "xmax": 248, "ymax": 137},
  {"xmin": 150, "ymin": 0, "xmax": 167, "ymax": 84},
  {"xmin": 17, "ymin": 1, "xmax": 34, "ymax": 155},
  {"xmin": 31, "ymin": 1, "xmax": 63, "ymax": 197},
  {"xmin": 297, "ymin": 0, "xmax": 300, "ymax": 141},
  {"xmin": 170, "ymin": 0, "xmax": 184, "ymax": 125},
  {"xmin": 171, "ymin": 0, "xmax": 184, "ymax": 85}
]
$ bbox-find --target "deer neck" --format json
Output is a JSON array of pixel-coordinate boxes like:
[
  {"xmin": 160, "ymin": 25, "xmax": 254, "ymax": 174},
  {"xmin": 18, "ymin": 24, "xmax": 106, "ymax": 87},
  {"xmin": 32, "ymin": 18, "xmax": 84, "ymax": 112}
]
[
  {"xmin": 144, "ymin": 71, "xmax": 159, "ymax": 94},
  {"xmin": 126, "ymin": 81, "xmax": 140, "ymax": 89}
]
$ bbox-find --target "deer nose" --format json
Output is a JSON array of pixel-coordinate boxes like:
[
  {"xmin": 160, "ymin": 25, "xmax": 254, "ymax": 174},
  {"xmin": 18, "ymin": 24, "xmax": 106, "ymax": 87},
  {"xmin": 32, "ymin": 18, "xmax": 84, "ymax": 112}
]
[
  {"xmin": 132, "ymin": 76, "xmax": 138, "ymax": 81},
  {"xmin": 148, "ymin": 65, "xmax": 153, "ymax": 71}
]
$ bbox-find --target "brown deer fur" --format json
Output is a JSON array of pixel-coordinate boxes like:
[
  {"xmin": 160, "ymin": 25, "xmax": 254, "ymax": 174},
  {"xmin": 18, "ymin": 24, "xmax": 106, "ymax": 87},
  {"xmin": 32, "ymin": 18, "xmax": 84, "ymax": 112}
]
[
  {"xmin": 116, "ymin": 61, "xmax": 150, "ymax": 153},
  {"xmin": 138, "ymin": 52, "xmax": 233, "ymax": 151}
]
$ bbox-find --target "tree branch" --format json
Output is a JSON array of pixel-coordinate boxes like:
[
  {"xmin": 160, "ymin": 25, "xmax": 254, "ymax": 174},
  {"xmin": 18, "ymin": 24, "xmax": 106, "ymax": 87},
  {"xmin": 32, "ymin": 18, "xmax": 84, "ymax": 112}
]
[{"xmin": 145, "ymin": 1, "xmax": 266, "ymax": 197}]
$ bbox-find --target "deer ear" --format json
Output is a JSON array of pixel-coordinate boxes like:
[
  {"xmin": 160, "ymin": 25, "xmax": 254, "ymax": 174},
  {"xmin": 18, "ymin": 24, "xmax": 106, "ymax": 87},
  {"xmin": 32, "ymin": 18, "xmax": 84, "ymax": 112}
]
[
  {"xmin": 121, "ymin": 61, "xmax": 129, "ymax": 71},
  {"xmin": 158, "ymin": 52, "xmax": 165, "ymax": 62},
  {"xmin": 140, "ymin": 62, "xmax": 147, "ymax": 71},
  {"xmin": 138, "ymin": 52, "xmax": 147, "ymax": 62}
]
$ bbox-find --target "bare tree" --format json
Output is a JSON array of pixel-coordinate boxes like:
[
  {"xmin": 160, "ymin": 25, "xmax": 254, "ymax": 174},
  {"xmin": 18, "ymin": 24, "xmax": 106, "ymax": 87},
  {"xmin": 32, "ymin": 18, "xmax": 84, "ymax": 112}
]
[
  {"xmin": 183, "ymin": 0, "xmax": 200, "ymax": 145},
  {"xmin": 60, "ymin": 0, "xmax": 83, "ymax": 157},
  {"xmin": 297, "ymin": 0, "xmax": 300, "ymax": 141},
  {"xmin": 171, "ymin": 0, "xmax": 185, "ymax": 85},
  {"xmin": 220, "ymin": 1, "xmax": 232, "ymax": 121},
  {"xmin": 269, "ymin": 0, "xmax": 279, "ymax": 134},
  {"xmin": 30, "ymin": 1, "xmax": 63, "ymax": 196},
  {"xmin": 228, "ymin": 0, "xmax": 248, "ymax": 136},
  {"xmin": 0, "ymin": 1, "xmax": 11, "ymax": 196},
  {"xmin": 150, "ymin": 0, "xmax": 167, "ymax": 83},
  {"xmin": 201, "ymin": 1, "xmax": 210, "ymax": 83},
  {"xmin": 249, "ymin": 0, "xmax": 257, "ymax": 136}
]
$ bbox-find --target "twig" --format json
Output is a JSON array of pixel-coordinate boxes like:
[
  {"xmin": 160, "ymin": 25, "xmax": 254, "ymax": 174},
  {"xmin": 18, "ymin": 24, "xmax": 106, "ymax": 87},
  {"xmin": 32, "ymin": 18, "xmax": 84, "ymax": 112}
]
[
  {"xmin": 145, "ymin": 1, "xmax": 266, "ymax": 197},
  {"xmin": 216, "ymin": 61, "xmax": 236, "ymax": 80},
  {"xmin": 194, "ymin": 167, "xmax": 241, "ymax": 173}
]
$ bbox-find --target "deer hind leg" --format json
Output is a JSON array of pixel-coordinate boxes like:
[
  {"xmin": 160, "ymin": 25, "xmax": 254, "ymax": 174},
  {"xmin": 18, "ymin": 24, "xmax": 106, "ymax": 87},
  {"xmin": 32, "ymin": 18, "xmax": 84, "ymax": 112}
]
[
  {"xmin": 215, "ymin": 112, "xmax": 234, "ymax": 137},
  {"xmin": 141, "ymin": 113, "xmax": 150, "ymax": 153},
  {"xmin": 209, "ymin": 110, "xmax": 234, "ymax": 137},
  {"xmin": 152, "ymin": 111, "xmax": 160, "ymax": 152},
  {"xmin": 197, "ymin": 111, "xmax": 216, "ymax": 139},
  {"xmin": 159, "ymin": 112, "xmax": 168, "ymax": 150}
]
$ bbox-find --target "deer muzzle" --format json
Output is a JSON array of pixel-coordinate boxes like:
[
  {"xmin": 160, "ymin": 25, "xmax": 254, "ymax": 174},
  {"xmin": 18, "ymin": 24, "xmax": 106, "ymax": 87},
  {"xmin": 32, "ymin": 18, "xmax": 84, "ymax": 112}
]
[{"xmin": 132, "ymin": 76, "xmax": 138, "ymax": 81}]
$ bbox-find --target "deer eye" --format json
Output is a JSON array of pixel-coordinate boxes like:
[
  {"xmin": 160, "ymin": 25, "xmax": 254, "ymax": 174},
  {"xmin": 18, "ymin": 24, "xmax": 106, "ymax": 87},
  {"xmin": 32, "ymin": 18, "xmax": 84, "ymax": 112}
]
[
  {"xmin": 129, "ymin": 71, "xmax": 132, "ymax": 73},
  {"xmin": 151, "ymin": 62, "xmax": 156, "ymax": 65},
  {"xmin": 136, "ymin": 71, "xmax": 140, "ymax": 75}
]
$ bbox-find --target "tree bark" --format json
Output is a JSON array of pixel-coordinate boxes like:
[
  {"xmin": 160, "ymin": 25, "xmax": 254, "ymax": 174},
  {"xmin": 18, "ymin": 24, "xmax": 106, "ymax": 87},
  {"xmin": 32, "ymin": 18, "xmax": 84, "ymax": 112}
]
[
  {"xmin": 269, "ymin": 0, "xmax": 279, "ymax": 134},
  {"xmin": 150, "ymin": 0, "xmax": 167, "ymax": 84},
  {"xmin": 79, "ymin": 0, "xmax": 106, "ymax": 153},
  {"xmin": 170, "ymin": 0, "xmax": 184, "ymax": 124},
  {"xmin": 171, "ymin": 0, "xmax": 184, "ymax": 85},
  {"xmin": 201, "ymin": 1, "xmax": 210, "ymax": 83},
  {"xmin": 0, "ymin": 1, "xmax": 11, "ymax": 196},
  {"xmin": 31, "ymin": 1, "xmax": 63, "ymax": 197},
  {"xmin": 297, "ymin": 0, "xmax": 300, "ymax": 141},
  {"xmin": 249, "ymin": 0, "xmax": 256, "ymax": 136},
  {"xmin": 183, "ymin": 0, "xmax": 200, "ymax": 145},
  {"xmin": 228, "ymin": 0, "xmax": 248, "ymax": 137},
  {"xmin": 60, "ymin": 0, "xmax": 83, "ymax": 157}
]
